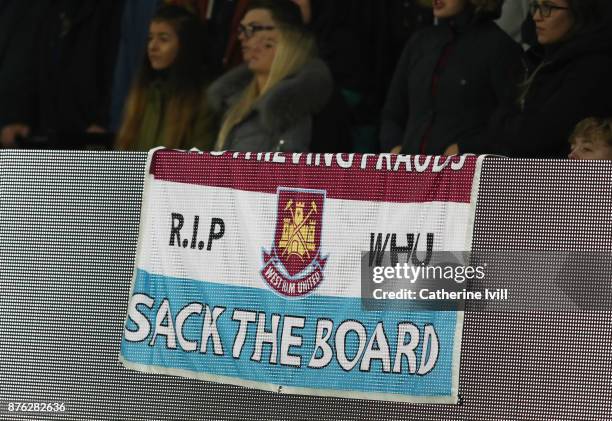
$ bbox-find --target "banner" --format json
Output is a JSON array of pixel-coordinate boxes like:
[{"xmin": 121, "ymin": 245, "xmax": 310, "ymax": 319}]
[{"xmin": 120, "ymin": 150, "xmax": 484, "ymax": 403}]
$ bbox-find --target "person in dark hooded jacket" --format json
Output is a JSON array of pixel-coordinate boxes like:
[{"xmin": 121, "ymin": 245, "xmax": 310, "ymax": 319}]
[
  {"xmin": 491, "ymin": 0, "xmax": 612, "ymax": 158},
  {"xmin": 380, "ymin": 0, "xmax": 524, "ymax": 155}
]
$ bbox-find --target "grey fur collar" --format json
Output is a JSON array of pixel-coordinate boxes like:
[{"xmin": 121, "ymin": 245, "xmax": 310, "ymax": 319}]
[{"xmin": 207, "ymin": 58, "xmax": 333, "ymax": 135}]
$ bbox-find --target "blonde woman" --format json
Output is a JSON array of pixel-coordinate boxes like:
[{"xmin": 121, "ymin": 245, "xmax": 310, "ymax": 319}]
[{"xmin": 208, "ymin": 0, "xmax": 333, "ymax": 152}]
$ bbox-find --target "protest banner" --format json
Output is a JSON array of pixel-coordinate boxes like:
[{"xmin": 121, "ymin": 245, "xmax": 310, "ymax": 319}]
[{"xmin": 120, "ymin": 150, "xmax": 484, "ymax": 403}]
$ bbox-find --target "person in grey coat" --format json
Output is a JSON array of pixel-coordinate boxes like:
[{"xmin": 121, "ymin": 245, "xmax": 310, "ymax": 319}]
[{"xmin": 208, "ymin": 0, "xmax": 333, "ymax": 152}]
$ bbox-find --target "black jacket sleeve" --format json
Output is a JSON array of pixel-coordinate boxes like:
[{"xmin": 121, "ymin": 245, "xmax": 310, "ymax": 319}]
[
  {"xmin": 92, "ymin": 1, "xmax": 124, "ymax": 129},
  {"xmin": 457, "ymin": 31, "xmax": 525, "ymax": 154},
  {"xmin": 0, "ymin": 1, "xmax": 48, "ymax": 127},
  {"xmin": 379, "ymin": 33, "xmax": 420, "ymax": 152}
]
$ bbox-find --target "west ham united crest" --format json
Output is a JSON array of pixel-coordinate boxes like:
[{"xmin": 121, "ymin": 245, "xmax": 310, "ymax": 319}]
[{"xmin": 261, "ymin": 188, "xmax": 327, "ymax": 298}]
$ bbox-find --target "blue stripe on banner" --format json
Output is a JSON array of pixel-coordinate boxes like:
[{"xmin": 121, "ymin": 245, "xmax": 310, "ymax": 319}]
[{"xmin": 121, "ymin": 269, "xmax": 457, "ymax": 397}]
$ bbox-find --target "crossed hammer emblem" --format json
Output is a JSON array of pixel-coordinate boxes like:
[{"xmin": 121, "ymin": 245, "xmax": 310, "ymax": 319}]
[{"xmin": 281, "ymin": 200, "xmax": 318, "ymax": 261}]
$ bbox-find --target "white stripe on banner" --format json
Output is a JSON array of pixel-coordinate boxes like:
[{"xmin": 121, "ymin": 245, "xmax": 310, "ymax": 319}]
[{"xmin": 138, "ymin": 179, "xmax": 473, "ymax": 298}]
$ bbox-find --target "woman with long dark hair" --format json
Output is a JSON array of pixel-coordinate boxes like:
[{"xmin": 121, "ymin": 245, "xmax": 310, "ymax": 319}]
[
  {"xmin": 493, "ymin": 0, "xmax": 612, "ymax": 157},
  {"xmin": 116, "ymin": 5, "xmax": 215, "ymax": 151}
]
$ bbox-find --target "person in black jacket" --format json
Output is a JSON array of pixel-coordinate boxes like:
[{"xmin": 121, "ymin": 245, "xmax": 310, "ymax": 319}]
[
  {"xmin": 380, "ymin": 0, "xmax": 524, "ymax": 155},
  {"xmin": 0, "ymin": 0, "xmax": 50, "ymax": 147},
  {"xmin": 1, "ymin": 0, "xmax": 123, "ymax": 149},
  {"xmin": 492, "ymin": 0, "xmax": 612, "ymax": 158}
]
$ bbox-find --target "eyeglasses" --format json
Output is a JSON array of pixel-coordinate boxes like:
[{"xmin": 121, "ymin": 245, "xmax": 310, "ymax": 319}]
[
  {"xmin": 529, "ymin": 1, "xmax": 570, "ymax": 18},
  {"xmin": 237, "ymin": 23, "xmax": 276, "ymax": 38}
]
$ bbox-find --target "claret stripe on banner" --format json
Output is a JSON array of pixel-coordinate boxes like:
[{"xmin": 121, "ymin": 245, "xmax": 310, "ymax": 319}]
[{"xmin": 149, "ymin": 150, "xmax": 477, "ymax": 204}]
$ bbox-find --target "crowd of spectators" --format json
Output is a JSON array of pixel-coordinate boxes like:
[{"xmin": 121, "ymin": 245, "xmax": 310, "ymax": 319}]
[{"xmin": 1, "ymin": 0, "xmax": 611, "ymax": 160}]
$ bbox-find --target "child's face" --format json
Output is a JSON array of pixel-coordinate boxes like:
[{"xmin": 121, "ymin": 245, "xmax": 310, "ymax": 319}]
[{"xmin": 569, "ymin": 137, "xmax": 612, "ymax": 160}]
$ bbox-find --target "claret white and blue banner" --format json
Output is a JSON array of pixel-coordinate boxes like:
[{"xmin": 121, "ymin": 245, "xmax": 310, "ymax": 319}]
[{"xmin": 120, "ymin": 149, "xmax": 485, "ymax": 404}]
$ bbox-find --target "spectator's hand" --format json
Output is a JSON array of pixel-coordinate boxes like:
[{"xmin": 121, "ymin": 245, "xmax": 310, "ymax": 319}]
[
  {"xmin": 444, "ymin": 143, "xmax": 459, "ymax": 156},
  {"xmin": 1, "ymin": 124, "xmax": 30, "ymax": 148},
  {"xmin": 390, "ymin": 145, "xmax": 402, "ymax": 154},
  {"xmin": 86, "ymin": 125, "xmax": 107, "ymax": 134}
]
